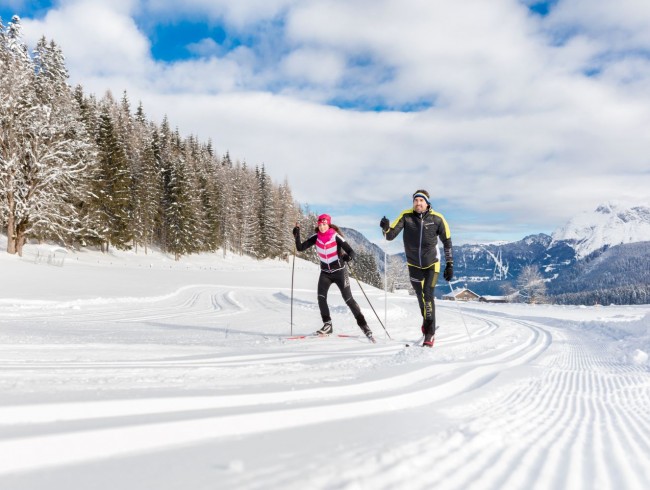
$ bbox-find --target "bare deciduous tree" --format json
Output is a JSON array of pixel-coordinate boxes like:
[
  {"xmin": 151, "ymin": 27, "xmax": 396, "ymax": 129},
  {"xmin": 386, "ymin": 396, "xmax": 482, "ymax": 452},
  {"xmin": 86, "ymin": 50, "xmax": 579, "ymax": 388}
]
[{"xmin": 516, "ymin": 265, "xmax": 547, "ymax": 304}]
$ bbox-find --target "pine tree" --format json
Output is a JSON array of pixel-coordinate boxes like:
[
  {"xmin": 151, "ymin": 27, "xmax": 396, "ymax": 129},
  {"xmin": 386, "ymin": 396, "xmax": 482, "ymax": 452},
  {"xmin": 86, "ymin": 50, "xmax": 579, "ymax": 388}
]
[
  {"xmin": 180, "ymin": 133, "xmax": 207, "ymax": 254},
  {"xmin": 160, "ymin": 130, "xmax": 203, "ymax": 259},
  {"xmin": 32, "ymin": 38, "xmax": 69, "ymax": 98},
  {"xmin": 196, "ymin": 143, "xmax": 220, "ymax": 251},
  {"xmin": 257, "ymin": 165, "xmax": 281, "ymax": 258},
  {"xmin": 131, "ymin": 106, "xmax": 162, "ymax": 253},
  {"xmin": 216, "ymin": 152, "xmax": 234, "ymax": 256},
  {"xmin": 295, "ymin": 210, "xmax": 319, "ymax": 265},
  {"xmin": 71, "ymin": 89, "xmax": 103, "ymax": 247},
  {"xmin": 164, "ymin": 154, "xmax": 190, "ymax": 259},
  {"xmin": 384, "ymin": 254, "xmax": 410, "ymax": 292},
  {"xmin": 276, "ymin": 178, "xmax": 300, "ymax": 260},
  {"xmin": 92, "ymin": 102, "xmax": 133, "ymax": 250},
  {"xmin": 154, "ymin": 116, "xmax": 172, "ymax": 251},
  {"xmin": 352, "ymin": 250, "xmax": 382, "ymax": 288},
  {"xmin": 237, "ymin": 161, "xmax": 260, "ymax": 256},
  {"xmin": 1, "ymin": 23, "xmax": 307, "ymax": 260}
]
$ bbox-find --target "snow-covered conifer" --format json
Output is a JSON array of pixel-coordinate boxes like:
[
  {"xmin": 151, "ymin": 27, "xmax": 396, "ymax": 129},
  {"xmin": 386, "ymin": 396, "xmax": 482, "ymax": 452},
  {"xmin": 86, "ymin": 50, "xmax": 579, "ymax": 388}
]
[
  {"xmin": 236, "ymin": 161, "xmax": 260, "ymax": 257},
  {"xmin": 130, "ymin": 104, "xmax": 163, "ymax": 253},
  {"xmin": 1, "ymin": 24, "xmax": 301, "ymax": 260},
  {"xmin": 352, "ymin": 250, "xmax": 382, "ymax": 288},
  {"xmin": 91, "ymin": 102, "xmax": 134, "ymax": 251},
  {"xmin": 256, "ymin": 165, "xmax": 280, "ymax": 258}
]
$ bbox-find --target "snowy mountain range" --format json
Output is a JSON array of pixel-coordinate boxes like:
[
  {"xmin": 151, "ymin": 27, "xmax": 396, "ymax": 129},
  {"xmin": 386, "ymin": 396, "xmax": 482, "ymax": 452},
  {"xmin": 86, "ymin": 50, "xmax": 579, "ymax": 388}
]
[{"xmin": 551, "ymin": 201, "xmax": 650, "ymax": 259}]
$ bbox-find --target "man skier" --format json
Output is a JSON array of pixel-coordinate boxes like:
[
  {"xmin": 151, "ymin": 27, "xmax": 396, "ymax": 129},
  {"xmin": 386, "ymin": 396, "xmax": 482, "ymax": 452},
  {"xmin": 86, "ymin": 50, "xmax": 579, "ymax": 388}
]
[{"xmin": 380, "ymin": 190, "xmax": 453, "ymax": 347}]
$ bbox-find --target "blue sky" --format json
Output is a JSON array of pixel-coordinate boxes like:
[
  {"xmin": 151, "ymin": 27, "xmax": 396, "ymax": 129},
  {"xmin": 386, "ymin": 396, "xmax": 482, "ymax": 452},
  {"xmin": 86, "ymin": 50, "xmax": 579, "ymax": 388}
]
[{"xmin": 3, "ymin": 0, "xmax": 650, "ymax": 251}]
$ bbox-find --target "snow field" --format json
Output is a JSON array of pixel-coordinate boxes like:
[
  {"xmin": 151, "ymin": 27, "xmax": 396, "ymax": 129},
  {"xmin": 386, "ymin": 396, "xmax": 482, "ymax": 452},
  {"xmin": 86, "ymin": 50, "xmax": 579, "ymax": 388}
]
[{"xmin": 0, "ymin": 243, "xmax": 649, "ymax": 489}]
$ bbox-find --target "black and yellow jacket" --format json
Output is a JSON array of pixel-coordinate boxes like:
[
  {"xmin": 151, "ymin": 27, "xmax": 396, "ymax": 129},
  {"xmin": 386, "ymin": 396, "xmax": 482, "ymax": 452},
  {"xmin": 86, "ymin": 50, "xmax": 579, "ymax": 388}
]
[{"xmin": 384, "ymin": 208, "xmax": 452, "ymax": 270}]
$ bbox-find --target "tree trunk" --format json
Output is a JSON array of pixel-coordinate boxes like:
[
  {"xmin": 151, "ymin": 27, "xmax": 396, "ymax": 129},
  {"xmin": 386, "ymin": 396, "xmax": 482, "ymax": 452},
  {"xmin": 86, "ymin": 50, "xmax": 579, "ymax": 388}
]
[
  {"xmin": 15, "ymin": 223, "xmax": 27, "ymax": 257},
  {"xmin": 6, "ymin": 193, "xmax": 17, "ymax": 255}
]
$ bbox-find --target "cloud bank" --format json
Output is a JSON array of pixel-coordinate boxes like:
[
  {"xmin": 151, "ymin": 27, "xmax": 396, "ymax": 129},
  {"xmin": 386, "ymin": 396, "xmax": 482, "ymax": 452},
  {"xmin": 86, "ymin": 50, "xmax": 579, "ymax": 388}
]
[{"xmin": 12, "ymin": 0, "xmax": 650, "ymax": 243}]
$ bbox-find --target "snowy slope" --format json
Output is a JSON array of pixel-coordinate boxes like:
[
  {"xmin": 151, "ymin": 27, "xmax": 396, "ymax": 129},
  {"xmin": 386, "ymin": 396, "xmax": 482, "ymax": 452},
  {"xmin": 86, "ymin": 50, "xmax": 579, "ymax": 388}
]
[
  {"xmin": 552, "ymin": 201, "xmax": 650, "ymax": 259},
  {"xmin": 1, "ymin": 238, "xmax": 649, "ymax": 490}
]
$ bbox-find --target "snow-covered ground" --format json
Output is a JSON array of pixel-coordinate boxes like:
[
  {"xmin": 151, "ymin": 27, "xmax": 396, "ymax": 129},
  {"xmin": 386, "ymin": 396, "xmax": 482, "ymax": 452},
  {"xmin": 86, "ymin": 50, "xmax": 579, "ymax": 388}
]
[{"xmin": 1, "ymin": 236, "xmax": 649, "ymax": 490}]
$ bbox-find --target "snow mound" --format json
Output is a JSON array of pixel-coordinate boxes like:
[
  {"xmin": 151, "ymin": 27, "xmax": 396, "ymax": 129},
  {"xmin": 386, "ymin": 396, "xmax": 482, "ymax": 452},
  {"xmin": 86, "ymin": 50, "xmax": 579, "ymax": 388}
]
[{"xmin": 632, "ymin": 349, "xmax": 649, "ymax": 366}]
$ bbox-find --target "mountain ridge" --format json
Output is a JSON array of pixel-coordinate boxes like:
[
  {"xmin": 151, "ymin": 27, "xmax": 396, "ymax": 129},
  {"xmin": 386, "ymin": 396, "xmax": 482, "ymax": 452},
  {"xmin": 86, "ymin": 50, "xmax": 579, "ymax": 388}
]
[{"xmin": 551, "ymin": 201, "xmax": 650, "ymax": 259}]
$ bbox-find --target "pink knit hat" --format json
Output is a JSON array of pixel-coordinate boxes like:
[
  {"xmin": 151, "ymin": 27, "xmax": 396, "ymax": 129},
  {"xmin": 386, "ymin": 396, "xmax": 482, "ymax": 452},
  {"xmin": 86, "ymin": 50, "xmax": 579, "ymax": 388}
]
[{"xmin": 317, "ymin": 214, "xmax": 331, "ymax": 225}]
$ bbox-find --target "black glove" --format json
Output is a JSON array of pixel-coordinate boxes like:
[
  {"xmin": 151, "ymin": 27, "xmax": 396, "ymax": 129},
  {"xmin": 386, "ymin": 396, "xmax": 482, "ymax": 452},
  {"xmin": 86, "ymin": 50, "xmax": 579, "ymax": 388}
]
[
  {"xmin": 380, "ymin": 216, "xmax": 390, "ymax": 232},
  {"xmin": 342, "ymin": 254, "xmax": 352, "ymax": 262},
  {"xmin": 292, "ymin": 226, "xmax": 300, "ymax": 238},
  {"xmin": 443, "ymin": 262, "xmax": 453, "ymax": 281}
]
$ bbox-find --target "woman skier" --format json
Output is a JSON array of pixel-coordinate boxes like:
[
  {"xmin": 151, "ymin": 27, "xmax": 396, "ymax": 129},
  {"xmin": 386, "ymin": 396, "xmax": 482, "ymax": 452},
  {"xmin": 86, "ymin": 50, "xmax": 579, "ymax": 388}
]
[{"xmin": 293, "ymin": 214, "xmax": 375, "ymax": 342}]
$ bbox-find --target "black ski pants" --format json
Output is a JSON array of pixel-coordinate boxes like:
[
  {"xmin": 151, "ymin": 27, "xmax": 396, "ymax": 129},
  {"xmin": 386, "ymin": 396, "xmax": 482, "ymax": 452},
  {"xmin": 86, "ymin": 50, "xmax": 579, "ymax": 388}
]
[
  {"xmin": 408, "ymin": 264, "xmax": 439, "ymax": 336},
  {"xmin": 317, "ymin": 268, "xmax": 366, "ymax": 326}
]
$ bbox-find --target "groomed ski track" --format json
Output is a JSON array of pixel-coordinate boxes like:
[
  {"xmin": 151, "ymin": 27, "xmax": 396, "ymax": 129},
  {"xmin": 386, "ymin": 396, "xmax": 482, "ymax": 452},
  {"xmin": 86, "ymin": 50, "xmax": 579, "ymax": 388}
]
[{"xmin": 1, "ymin": 279, "xmax": 649, "ymax": 490}]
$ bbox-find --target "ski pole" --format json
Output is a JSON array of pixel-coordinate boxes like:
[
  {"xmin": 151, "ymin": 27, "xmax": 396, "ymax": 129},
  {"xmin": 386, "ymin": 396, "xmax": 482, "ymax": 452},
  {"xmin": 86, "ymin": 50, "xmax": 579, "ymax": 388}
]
[
  {"xmin": 384, "ymin": 250, "xmax": 388, "ymax": 332},
  {"xmin": 290, "ymin": 227, "xmax": 297, "ymax": 336},
  {"xmin": 290, "ymin": 247, "xmax": 295, "ymax": 335},
  {"xmin": 448, "ymin": 282, "xmax": 472, "ymax": 343},
  {"xmin": 349, "ymin": 265, "xmax": 392, "ymax": 340}
]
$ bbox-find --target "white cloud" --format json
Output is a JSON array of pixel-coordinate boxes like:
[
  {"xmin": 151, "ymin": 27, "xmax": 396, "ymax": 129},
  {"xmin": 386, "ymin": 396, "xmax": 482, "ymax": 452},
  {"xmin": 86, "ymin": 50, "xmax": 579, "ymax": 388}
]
[
  {"xmin": 281, "ymin": 47, "xmax": 345, "ymax": 86},
  {"xmin": 143, "ymin": 0, "xmax": 300, "ymax": 27},
  {"xmin": 548, "ymin": 0, "xmax": 650, "ymax": 49},
  {"xmin": 23, "ymin": 0, "xmax": 153, "ymax": 80},
  {"xmin": 540, "ymin": 1, "xmax": 650, "ymax": 107},
  {"xmin": 187, "ymin": 38, "xmax": 221, "ymax": 57},
  {"xmin": 286, "ymin": 0, "xmax": 545, "ymax": 109},
  {"xmin": 150, "ymin": 49, "xmax": 258, "ymax": 93},
  {"xmin": 12, "ymin": 0, "xmax": 650, "ymax": 243}
]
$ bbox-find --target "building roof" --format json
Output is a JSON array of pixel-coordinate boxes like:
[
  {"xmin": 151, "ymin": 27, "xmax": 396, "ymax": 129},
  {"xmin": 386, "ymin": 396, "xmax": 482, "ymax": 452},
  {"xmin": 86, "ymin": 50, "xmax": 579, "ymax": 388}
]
[{"xmin": 442, "ymin": 287, "xmax": 480, "ymax": 299}]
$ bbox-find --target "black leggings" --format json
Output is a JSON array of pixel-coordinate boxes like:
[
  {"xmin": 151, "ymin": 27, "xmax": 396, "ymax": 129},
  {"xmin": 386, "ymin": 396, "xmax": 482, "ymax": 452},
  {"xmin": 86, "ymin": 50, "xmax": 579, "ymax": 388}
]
[
  {"xmin": 317, "ymin": 268, "xmax": 366, "ymax": 326},
  {"xmin": 408, "ymin": 264, "xmax": 439, "ymax": 336}
]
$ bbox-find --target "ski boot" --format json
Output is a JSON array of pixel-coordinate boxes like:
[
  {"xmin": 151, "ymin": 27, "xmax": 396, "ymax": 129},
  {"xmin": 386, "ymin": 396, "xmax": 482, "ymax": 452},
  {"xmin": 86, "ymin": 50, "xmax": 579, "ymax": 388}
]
[
  {"xmin": 316, "ymin": 321, "xmax": 333, "ymax": 336},
  {"xmin": 422, "ymin": 321, "xmax": 434, "ymax": 347},
  {"xmin": 360, "ymin": 324, "xmax": 376, "ymax": 344}
]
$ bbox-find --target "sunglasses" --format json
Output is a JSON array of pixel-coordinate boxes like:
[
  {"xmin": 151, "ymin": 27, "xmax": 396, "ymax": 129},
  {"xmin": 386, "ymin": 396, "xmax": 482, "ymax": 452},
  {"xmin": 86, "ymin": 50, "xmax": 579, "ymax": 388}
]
[{"xmin": 318, "ymin": 220, "xmax": 329, "ymax": 224}]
